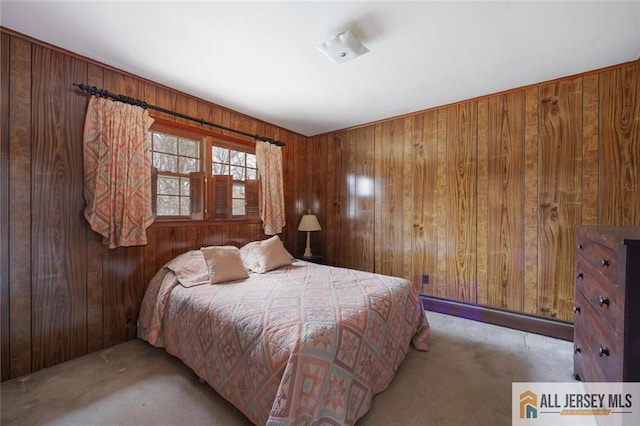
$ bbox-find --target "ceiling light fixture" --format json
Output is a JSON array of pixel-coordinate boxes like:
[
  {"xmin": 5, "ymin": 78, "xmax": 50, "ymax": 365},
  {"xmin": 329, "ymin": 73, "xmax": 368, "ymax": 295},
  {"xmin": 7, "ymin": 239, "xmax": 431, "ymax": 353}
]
[{"xmin": 315, "ymin": 30, "xmax": 369, "ymax": 63}]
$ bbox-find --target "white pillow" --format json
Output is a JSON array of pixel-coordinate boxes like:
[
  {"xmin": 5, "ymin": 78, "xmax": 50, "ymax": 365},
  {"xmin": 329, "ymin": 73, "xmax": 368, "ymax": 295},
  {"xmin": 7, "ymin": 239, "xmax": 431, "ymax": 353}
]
[
  {"xmin": 253, "ymin": 236, "xmax": 292, "ymax": 273},
  {"xmin": 165, "ymin": 250, "xmax": 210, "ymax": 287},
  {"xmin": 239, "ymin": 240, "xmax": 262, "ymax": 272},
  {"xmin": 200, "ymin": 246, "xmax": 249, "ymax": 284}
]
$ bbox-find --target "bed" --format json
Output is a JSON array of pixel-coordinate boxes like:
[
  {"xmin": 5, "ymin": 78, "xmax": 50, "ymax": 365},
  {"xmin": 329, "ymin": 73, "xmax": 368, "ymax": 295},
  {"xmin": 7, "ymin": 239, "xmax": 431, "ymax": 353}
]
[{"xmin": 137, "ymin": 236, "xmax": 430, "ymax": 425}]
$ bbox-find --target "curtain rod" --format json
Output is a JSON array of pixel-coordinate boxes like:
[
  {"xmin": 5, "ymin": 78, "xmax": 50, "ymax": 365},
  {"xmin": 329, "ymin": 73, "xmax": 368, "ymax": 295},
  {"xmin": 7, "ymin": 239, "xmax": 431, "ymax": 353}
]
[{"xmin": 72, "ymin": 83, "xmax": 286, "ymax": 147}]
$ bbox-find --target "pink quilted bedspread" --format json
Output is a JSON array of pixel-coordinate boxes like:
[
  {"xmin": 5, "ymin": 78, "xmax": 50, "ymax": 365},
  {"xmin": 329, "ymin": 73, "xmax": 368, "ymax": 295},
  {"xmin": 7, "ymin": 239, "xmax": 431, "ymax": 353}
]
[{"xmin": 138, "ymin": 252, "xmax": 429, "ymax": 425}]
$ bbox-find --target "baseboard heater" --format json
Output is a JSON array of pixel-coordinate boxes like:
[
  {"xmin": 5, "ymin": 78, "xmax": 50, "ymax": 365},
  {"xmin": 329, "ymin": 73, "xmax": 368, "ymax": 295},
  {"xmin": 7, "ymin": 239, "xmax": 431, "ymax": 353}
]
[{"xmin": 420, "ymin": 294, "xmax": 573, "ymax": 341}]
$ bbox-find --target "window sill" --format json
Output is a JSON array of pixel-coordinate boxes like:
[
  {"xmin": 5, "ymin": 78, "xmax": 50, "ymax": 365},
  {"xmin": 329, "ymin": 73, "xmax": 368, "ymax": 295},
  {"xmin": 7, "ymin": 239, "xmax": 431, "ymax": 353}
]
[{"xmin": 150, "ymin": 218, "xmax": 263, "ymax": 228}]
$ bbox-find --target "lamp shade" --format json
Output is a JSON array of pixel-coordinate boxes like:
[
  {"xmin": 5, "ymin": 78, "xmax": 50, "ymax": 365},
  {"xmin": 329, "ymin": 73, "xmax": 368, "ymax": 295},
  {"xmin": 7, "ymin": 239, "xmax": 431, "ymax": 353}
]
[{"xmin": 298, "ymin": 212, "xmax": 321, "ymax": 232}]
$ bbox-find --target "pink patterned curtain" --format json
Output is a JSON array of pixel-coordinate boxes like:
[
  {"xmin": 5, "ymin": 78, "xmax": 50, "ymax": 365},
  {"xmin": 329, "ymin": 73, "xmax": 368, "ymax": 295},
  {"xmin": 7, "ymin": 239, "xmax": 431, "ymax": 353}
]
[
  {"xmin": 83, "ymin": 96, "xmax": 155, "ymax": 248},
  {"xmin": 255, "ymin": 141, "xmax": 285, "ymax": 235}
]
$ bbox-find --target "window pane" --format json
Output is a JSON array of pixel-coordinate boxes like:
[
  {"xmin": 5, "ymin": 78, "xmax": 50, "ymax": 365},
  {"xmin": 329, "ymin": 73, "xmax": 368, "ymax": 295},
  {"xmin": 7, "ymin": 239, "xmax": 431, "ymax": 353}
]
[
  {"xmin": 179, "ymin": 157, "xmax": 198, "ymax": 174},
  {"xmin": 153, "ymin": 133, "xmax": 177, "ymax": 154},
  {"xmin": 158, "ymin": 175, "xmax": 179, "ymax": 195},
  {"xmin": 232, "ymin": 182, "xmax": 245, "ymax": 198},
  {"xmin": 180, "ymin": 196, "xmax": 190, "ymax": 216},
  {"xmin": 213, "ymin": 163, "xmax": 229, "ymax": 175},
  {"xmin": 178, "ymin": 138, "xmax": 199, "ymax": 157},
  {"xmin": 213, "ymin": 146, "xmax": 229, "ymax": 163},
  {"xmin": 158, "ymin": 195, "xmax": 179, "ymax": 216},
  {"xmin": 153, "ymin": 153, "xmax": 177, "ymax": 172},
  {"xmin": 230, "ymin": 166, "xmax": 244, "ymax": 180},
  {"xmin": 246, "ymin": 168, "xmax": 258, "ymax": 179},
  {"xmin": 230, "ymin": 150, "xmax": 245, "ymax": 166},
  {"xmin": 232, "ymin": 199, "xmax": 245, "ymax": 216},
  {"xmin": 246, "ymin": 154, "xmax": 256, "ymax": 168},
  {"xmin": 180, "ymin": 177, "xmax": 190, "ymax": 196}
]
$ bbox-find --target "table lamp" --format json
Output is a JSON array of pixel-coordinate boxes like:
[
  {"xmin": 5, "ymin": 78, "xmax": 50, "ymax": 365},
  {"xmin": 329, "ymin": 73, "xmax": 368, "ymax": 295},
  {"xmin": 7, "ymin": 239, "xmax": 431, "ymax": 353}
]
[{"xmin": 298, "ymin": 210, "xmax": 321, "ymax": 257}]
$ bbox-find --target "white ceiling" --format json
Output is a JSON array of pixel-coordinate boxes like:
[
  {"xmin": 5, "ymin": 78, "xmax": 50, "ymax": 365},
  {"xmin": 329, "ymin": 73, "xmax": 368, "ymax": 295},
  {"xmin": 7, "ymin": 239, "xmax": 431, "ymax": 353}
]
[{"xmin": 2, "ymin": 1, "xmax": 639, "ymax": 137}]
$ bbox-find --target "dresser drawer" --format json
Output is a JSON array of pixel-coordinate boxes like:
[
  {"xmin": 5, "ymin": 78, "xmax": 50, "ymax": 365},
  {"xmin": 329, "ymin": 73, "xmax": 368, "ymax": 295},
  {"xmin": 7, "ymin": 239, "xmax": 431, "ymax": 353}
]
[
  {"xmin": 573, "ymin": 291, "xmax": 622, "ymax": 382},
  {"xmin": 573, "ymin": 334, "xmax": 608, "ymax": 382},
  {"xmin": 576, "ymin": 238, "xmax": 618, "ymax": 285},
  {"xmin": 576, "ymin": 258, "xmax": 619, "ymax": 331}
]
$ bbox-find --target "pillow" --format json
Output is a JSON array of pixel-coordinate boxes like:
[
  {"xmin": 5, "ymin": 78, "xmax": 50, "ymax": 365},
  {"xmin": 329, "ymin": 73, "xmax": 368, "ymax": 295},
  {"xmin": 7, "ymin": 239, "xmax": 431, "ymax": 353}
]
[
  {"xmin": 239, "ymin": 241, "xmax": 262, "ymax": 272},
  {"xmin": 252, "ymin": 236, "xmax": 292, "ymax": 273},
  {"xmin": 200, "ymin": 246, "xmax": 249, "ymax": 284},
  {"xmin": 240, "ymin": 238, "xmax": 296, "ymax": 273},
  {"xmin": 165, "ymin": 250, "xmax": 210, "ymax": 287}
]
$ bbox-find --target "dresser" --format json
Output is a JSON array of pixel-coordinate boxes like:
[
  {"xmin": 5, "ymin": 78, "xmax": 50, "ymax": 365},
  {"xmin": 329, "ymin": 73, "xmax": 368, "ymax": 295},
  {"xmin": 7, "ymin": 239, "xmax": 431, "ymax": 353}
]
[{"xmin": 573, "ymin": 226, "xmax": 640, "ymax": 382}]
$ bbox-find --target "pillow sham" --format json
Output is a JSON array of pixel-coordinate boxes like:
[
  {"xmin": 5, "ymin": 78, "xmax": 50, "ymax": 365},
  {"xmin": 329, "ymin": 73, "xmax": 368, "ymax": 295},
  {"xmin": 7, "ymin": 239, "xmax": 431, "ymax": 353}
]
[
  {"xmin": 252, "ymin": 235, "xmax": 292, "ymax": 273},
  {"xmin": 201, "ymin": 245, "xmax": 249, "ymax": 284},
  {"xmin": 165, "ymin": 250, "xmax": 210, "ymax": 287},
  {"xmin": 239, "ymin": 241, "xmax": 262, "ymax": 272}
]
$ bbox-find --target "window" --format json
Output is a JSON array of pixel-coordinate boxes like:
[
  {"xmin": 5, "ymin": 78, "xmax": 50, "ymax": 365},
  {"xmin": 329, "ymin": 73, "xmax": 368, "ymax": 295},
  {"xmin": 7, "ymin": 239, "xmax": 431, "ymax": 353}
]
[
  {"xmin": 211, "ymin": 145, "xmax": 258, "ymax": 218},
  {"xmin": 151, "ymin": 130, "xmax": 201, "ymax": 218},
  {"xmin": 149, "ymin": 120, "xmax": 259, "ymax": 221}
]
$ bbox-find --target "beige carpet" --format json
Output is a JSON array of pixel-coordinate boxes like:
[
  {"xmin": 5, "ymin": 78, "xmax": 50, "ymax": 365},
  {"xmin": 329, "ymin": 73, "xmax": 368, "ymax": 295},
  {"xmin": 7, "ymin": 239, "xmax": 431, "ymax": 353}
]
[{"xmin": 1, "ymin": 312, "xmax": 576, "ymax": 426}]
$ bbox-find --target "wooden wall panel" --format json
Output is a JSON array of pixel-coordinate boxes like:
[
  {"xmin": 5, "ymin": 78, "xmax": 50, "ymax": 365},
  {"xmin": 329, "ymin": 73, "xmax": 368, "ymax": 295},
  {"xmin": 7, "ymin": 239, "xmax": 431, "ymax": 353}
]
[
  {"xmin": 310, "ymin": 133, "xmax": 328, "ymax": 259},
  {"xmin": 31, "ymin": 45, "xmax": 88, "ymax": 370},
  {"xmin": 523, "ymin": 87, "xmax": 539, "ymax": 315},
  {"xmin": 345, "ymin": 130, "xmax": 357, "ymax": 268},
  {"xmin": 373, "ymin": 123, "xmax": 383, "ymax": 274},
  {"xmin": 537, "ymin": 78, "xmax": 583, "ymax": 319},
  {"xmin": 337, "ymin": 126, "xmax": 376, "ymax": 271},
  {"xmin": 355, "ymin": 126, "xmax": 375, "ymax": 272},
  {"xmin": 435, "ymin": 110, "xmax": 448, "ymax": 298},
  {"xmin": 582, "ymin": 74, "xmax": 599, "ymax": 226},
  {"xmin": 7, "ymin": 36, "xmax": 33, "ymax": 378},
  {"xmin": 282, "ymin": 131, "xmax": 304, "ymax": 256},
  {"xmin": 476, "ymin": 99, "xmax": 489, "ymax": 305},
  {"xmin": 85, "ymin": 63, "xmax": 105, "ymax": 353},
  {"xmin": 375, "ymin": 119, "xmax": 405, "ymax": 277},
  {"xmin": 410, "ymin": 112, "xmax": 438, "ymax": 293},
  {"xmin": 402, "ymin": 118, "xmax": 414, "ymax": 280},
  {"xmin": 599, "ymin": 63, "xmax": 640, "ymax": 226},
  {"xmin": 326, "ymin": 132, "xmax": 349, "ymax": 265},
  {"xmin": 102, "ymin": 246, "xmax": 143, "ymax": 347},
  {"xmin": 485, "ymin": 92, "xmax": 525, "ymax": 311},
  {"xmin": 1, "ymin": 32, "xmax": 12, "ymax": 381},
  {"xmin": 445, "ymin": 103, "xmax": 477, "ymax": 302}
]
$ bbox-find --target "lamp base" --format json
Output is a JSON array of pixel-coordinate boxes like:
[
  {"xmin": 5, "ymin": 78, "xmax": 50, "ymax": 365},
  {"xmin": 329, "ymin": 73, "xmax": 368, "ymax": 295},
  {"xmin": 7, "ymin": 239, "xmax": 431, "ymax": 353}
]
[{"xmin": 303, "ymin": 231, "xmax": 313, "ymax": 257}]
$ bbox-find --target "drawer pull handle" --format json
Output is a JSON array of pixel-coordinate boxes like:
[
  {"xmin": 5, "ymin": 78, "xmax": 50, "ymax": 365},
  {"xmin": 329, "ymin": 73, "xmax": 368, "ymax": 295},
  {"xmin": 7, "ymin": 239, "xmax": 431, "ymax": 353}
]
[
  {"xmin": 578, "ymin": 243, "xmax": 584, "ymax": 250},
  {"xmin": 598, "ymin": 346, "xmax": 610, "ymax": 357},
  {"xmin": 598, "ymin": 296, "xmax": 610, "ymax": 307},
  {"xmin": 574, "ymin": 346, "xmax": 581, "ymax": 354},
  {"xmin": 573, "ymin": 305, "xmax": 581, "ymax": 314},
  {"xmin": 601, "ymin": 259, "xmax": 610, "ymax": 267},
  {"xmin": 576, "ymin": 272, "xmax": 583, "ymax": 279}
]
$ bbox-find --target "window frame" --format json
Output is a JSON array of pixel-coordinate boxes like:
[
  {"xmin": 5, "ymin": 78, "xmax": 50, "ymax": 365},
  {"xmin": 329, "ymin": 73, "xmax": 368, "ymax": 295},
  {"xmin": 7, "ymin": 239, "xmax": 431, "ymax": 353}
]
[{"xmin": 149, "ymin": 118, "xmax": 261, "ymax": 225}]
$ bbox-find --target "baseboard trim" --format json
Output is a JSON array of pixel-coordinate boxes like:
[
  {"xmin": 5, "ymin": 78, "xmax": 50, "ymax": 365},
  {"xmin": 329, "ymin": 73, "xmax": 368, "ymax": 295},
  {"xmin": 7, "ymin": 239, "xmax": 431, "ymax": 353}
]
[{"xmin": 420, "ymin": 295, "xmax": 574, "ymax": 341}]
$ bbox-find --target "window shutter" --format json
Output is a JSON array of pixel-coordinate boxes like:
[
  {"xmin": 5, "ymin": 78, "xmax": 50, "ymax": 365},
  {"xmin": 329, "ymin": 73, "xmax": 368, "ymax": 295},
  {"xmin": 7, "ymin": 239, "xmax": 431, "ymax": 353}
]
[
  {"xmin": 189, "ymin": 171, "xmax": 205, "ymax": 220},
  {"xmin": 245, "ymin": 179, "xmax": 260, "ymax": 220},
  {"xmin": 211, "ymin": 175, "xmax": 231, "ymax": 220},
  {"xmin": 151, "ymin": 167, "xmax": 158, "ymax": 217}
]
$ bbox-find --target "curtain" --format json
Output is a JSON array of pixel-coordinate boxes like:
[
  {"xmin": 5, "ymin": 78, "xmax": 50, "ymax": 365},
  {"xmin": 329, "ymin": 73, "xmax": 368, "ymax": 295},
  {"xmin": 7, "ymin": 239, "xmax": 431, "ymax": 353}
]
[
  {"xmin": 83, "ymin": 96, "xmax": 155, "ymax": 248},
  {"xmin": 255, "ymin": 141, "xmax": 285, "ymax": 235}
]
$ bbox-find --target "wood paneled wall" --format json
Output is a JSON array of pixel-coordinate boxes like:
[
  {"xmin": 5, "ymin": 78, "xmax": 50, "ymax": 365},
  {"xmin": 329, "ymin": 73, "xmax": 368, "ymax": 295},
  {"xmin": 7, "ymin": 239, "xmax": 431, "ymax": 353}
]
[
  {"xmin": 307, "ymin": 60, "xmax": 640, "ymax": 323},
  {"xmin": 0, "ymin": 30, "xmax": 306, "ymax": 381}
]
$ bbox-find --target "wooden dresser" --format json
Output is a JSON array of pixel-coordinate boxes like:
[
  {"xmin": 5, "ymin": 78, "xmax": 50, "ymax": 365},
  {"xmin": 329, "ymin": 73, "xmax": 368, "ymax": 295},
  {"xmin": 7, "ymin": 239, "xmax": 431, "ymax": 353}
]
[{"xmin": 573, "ymin": 226, "xmax": 640, "ymax": 382}]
